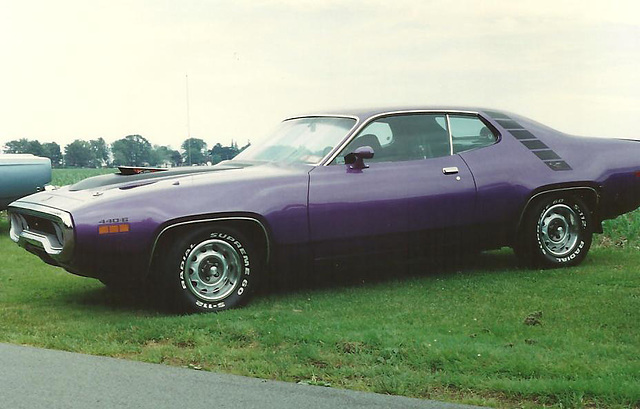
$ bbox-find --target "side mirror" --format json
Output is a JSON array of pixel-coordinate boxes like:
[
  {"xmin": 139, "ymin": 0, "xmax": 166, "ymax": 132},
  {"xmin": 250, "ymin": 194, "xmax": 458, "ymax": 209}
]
[{"xmin": 344, "ymin": 146, "xmax": 374, "ymax": 170}]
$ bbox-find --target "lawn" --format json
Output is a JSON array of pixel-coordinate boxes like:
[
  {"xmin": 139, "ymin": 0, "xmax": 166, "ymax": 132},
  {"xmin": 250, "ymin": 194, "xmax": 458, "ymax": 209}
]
[{"xmin": 0, "ymin": 169, "xmax": 638, "ymax": 408}]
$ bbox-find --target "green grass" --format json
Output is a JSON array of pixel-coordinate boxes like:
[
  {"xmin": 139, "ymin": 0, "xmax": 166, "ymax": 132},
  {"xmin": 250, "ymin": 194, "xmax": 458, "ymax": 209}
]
[
  {"xmin": 601, "ymin": 209, "xmax": 640, "ymax": 249},
  {"xmin": 1, "ymin": 169, "xmax": 639, "ymax": 408}
]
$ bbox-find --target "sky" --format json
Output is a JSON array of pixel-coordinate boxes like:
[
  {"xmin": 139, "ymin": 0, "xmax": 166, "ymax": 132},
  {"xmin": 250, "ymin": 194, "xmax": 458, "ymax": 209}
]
[{"xmin": 1, "ymin": 0, "xmax": 640, "ymax": 152}]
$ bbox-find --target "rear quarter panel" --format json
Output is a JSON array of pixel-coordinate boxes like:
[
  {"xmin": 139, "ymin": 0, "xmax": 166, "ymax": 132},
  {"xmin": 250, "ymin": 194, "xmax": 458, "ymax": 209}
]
[{"xmin": 471, "ymin": 111, "xmax": 640, "ymax": 235}]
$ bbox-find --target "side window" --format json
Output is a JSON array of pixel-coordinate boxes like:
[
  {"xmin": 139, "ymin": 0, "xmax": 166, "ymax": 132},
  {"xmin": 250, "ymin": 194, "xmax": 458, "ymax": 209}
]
[
  {"xmin": 449, "ymin": 115, "xmax": 497, "ymax": 154},
  {"xmin": 333, "ymin": 114, "xmax": 450, "ymax": 164},
  {"xmin": 361, "ymin": 122, "xmax": 393, "ymax": 147}
]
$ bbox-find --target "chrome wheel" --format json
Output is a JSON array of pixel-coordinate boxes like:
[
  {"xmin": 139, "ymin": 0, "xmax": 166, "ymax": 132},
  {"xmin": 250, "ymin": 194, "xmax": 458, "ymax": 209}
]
[
  {"xmin": 184, "ymin": 239, "xmax": 242, "ymax": 302},
  {"xmin": 538, "ymin": 203, "xmax": 580, "ymax": 257}
]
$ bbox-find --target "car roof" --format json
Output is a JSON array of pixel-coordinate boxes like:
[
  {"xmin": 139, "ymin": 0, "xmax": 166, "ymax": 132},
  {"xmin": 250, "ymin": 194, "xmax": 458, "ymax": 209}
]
[{"xmin": 285, "ymin": 106, "xmax": 507, "ymax": 121}]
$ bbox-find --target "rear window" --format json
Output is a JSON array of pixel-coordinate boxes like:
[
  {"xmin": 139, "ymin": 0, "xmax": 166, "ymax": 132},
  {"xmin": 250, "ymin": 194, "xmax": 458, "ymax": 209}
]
[{"xmin": 449, "ymin": 115, "xmax": 497, "ymax": 154}]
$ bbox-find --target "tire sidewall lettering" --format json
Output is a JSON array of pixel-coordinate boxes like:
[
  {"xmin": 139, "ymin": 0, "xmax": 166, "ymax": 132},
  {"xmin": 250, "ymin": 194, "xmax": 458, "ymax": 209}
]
[
  {"xmin": 533, "ymin": 197, "xmax": 590, "ymax": 265},
  {"xmin": 177, "ymin": 231, "xmax": 252, "ymax": 310},
  {"xmin": 195, "ymin": 300, "xmax": 226, "ymax": 310}
]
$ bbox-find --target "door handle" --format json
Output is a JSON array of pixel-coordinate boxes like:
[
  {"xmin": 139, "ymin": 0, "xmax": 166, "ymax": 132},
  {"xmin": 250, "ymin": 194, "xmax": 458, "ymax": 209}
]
[{"xmin": 442, "ymin": 167, "xmax": 459, "ymax": 175}]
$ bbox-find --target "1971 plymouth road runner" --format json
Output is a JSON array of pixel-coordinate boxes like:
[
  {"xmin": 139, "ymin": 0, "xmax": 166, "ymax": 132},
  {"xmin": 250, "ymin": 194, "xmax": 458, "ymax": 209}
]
[
  {"xmin": 1, "ymin": 154, "xmax": 51, "ymax": 210},
  {"xmin": 8, "ymin": 107, "xmax": 640, "ymax": 312}
]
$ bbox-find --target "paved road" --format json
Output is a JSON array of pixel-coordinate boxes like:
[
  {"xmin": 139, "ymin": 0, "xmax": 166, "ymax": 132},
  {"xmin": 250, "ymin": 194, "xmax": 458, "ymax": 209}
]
[{"xmin": 0, "ymin": 343, "xmax": 485, "ymax": 409}]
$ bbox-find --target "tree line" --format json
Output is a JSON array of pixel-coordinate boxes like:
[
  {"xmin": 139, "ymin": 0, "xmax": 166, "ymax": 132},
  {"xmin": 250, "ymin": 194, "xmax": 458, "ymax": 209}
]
[{"xmin": 2, "ymin": 136, "xmax": 250, "ymax": 168}]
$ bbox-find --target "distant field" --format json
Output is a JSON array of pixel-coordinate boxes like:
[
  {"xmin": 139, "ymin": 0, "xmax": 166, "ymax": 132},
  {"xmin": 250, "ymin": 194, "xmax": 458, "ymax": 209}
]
[
  {"xmin": 1, "ymin": 168, "xmax": 639, "ymax": 408},
  {"xmin": 51, "ymin": 168, "xmax": 116, "ymax": 186}
]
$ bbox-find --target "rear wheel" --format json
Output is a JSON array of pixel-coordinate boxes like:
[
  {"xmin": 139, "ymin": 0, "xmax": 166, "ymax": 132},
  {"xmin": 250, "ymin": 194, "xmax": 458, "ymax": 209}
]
[
  {"xmin": 160, "ymin": 226, "xmax": 258, "ymax": 312},
  {"xmin": 515, "ymin": 195, "xmax": 592, "ymax": 267}
]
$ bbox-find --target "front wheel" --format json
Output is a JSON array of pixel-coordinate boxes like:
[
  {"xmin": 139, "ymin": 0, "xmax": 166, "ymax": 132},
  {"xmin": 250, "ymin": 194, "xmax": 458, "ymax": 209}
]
[
  {"xmin": 161, "ymin": 226, "xmax": 258, "ymax": 312},
  {"xmin": 515, "ymin": 195, "xmax": 593, "ymax": 268}
]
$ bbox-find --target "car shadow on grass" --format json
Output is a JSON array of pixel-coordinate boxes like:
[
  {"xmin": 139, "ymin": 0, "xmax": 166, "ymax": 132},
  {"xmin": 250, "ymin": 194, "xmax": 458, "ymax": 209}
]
[
  {"xmin": 64, "ymin": 285, "xmax": 165, "ymax": 315},
  {"xmin": 259, "ymin": 249, "xmax": 523, "ymax": 297},
  {"xmin": 64, "ymin": 249, "xmax": 523, "ymax": 314}
]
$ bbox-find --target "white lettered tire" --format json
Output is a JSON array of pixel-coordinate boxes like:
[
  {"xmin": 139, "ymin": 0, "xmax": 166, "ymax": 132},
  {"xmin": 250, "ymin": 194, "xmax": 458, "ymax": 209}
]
[
  {"xmin": 162, "ymin": 226, "xmax": 257, "ymax": 312},
  {"xmin": 516, "ymin": 195, "xmax": 593, "ymax": 268}
]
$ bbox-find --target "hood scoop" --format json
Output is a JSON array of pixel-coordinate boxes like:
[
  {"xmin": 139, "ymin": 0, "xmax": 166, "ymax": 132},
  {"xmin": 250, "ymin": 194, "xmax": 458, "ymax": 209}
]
[{"xmin": 117, "ymin": 166, "xmax": 169, "ymax": 175}]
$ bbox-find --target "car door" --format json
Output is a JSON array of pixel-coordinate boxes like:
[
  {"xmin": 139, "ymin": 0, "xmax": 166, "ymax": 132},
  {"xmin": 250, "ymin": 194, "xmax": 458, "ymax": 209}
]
[{"xmin": 307, "ymin": 113, "xmax": 478, "ymax": 261}]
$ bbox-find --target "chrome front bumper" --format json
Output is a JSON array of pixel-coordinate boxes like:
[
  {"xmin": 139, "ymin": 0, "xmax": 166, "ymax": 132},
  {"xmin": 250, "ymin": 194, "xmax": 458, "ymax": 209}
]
[{"xmin": 8, "ymin": 201, "xmax": 75, "ymax": 263}]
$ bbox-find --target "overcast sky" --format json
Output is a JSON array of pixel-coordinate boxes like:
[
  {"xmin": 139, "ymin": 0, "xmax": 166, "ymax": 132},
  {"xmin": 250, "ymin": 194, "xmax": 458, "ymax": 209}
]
[{"xmin": 1, "ymin": 0, "xmax": 639, "ymax": 151}]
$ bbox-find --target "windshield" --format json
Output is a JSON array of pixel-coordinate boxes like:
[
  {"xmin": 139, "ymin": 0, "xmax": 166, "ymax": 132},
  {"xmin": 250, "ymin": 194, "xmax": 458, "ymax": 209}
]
[{"xmin": 233, "ymin": 116, "xmax": 356, "ymax": 164}]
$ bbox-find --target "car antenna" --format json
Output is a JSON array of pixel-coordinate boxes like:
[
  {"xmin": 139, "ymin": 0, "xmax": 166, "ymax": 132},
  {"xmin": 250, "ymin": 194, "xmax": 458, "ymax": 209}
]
[{"xmin": 186, "ymin": 74, "xmax": 192, "ymax": 166}]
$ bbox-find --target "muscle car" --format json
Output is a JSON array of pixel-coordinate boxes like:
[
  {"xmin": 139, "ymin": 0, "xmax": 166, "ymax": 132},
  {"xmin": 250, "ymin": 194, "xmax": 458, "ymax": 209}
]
[
  {"xmin": 8, "ymin": 107, "xmax": 640, "ymax": 312},
  {"xmin": 1, "ymin": 154, "xmax": 51, "ymax": 210}
]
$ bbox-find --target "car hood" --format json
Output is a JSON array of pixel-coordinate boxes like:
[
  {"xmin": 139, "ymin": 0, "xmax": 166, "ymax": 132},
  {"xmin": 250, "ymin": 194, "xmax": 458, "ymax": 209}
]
[
  {"xmin": 10, "ymin": 161, "xmax": 309, "ymax": 215},
  {"xmin": 68, "ymin": 163, "xmax": 245, "ymax": 192}
]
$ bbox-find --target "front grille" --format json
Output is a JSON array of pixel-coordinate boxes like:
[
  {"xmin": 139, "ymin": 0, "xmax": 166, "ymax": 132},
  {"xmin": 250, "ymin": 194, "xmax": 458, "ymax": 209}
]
[
  {"xmin": 22, "ymin": 214, "xmax": 58, "ymax": 236},
  {"xmin": 8, "ymin": 203, "xmax": 74, "ymax": 262}
]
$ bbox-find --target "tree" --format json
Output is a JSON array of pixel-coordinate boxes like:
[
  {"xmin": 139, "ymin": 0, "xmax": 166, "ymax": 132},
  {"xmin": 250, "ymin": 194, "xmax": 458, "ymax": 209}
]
[
  {"xmin": 210, "ymin": 143, "xmax": 223, "ymax": 164},
  {"xmin": 210, "ymin": 142, "xmax": 242, "ymax": 164},
  {"xmin": 149, "ymin": 145, "xmax": 165, "ymax": 167},
  {"xmin": 181, "ymin": 138, "xmax": 208, "ymax": 165},
  {"xmin": 64, "ymin": 140, "xmax": 95, "ymax": 167},
  {"xmin": 42, "ymin": 142, "xmax": 63, "ymax": 168},
  {"xmin": 170, "ymin": 150, "xmax": 183, "ymax": 167},
  {"xmin": 4, "ymin": 138, "xmax": 63, "ymax": 167},
  {"xmin": 4, "ymin": 138, "xmax": 34, "ymax": 154},
  {"xmin": 90, "ymin": 138, "xmax": 110, "ymax": 167},
  {"xmin": 111, "ymin": 135, "xmax": 152, "ymax": 166},
  {"xmin": 149, "ymin": 145, "xmax": 181, "ymax": 167},
  {"xmin": 27, "ymin": 140, "xmax": 45, "ymax": 156}
]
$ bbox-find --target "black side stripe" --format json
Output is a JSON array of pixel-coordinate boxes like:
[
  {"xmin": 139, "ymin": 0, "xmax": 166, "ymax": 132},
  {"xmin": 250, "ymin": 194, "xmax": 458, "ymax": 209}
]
[
  {"xmin": 494, "ymin": 119, "xmax": 525, "ymax": 129},
  {"xmin": 521, "ymin": 140, "xmax": 549, "ymax": 150},
  {"xmin": 510, "ymin": 130, "xmax": 536, "ymax": 140},
  {"xmin": 483, "ymin": 111, "xmax": 572, "ymax": 171},
  {"xmin": 533, "ymin": 150, "xmax": 561, "ymax": 161},
  {"xmin": 482, "ymin": 110, "xmax": 511, "ymax": 120}
]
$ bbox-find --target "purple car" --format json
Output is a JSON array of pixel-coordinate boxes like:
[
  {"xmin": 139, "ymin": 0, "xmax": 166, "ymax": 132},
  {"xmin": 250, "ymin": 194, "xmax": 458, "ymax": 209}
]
[{"xmin": 8, "ymin": 107, "xmax": 640, "ymax": 312}]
